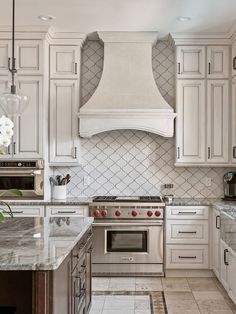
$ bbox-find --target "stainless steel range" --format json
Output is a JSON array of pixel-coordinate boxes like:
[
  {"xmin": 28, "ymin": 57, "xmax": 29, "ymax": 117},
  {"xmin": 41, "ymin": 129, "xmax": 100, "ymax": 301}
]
[{"xmin": 90, "ymin": 196, "xmax": 165, "ymax": 277}]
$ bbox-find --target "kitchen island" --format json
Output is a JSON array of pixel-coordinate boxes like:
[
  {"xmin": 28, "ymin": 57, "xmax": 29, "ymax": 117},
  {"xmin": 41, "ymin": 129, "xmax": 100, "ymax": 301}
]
[{"xmin": 0, "ymin": 216, "xmax": 93, "ymax": 314}]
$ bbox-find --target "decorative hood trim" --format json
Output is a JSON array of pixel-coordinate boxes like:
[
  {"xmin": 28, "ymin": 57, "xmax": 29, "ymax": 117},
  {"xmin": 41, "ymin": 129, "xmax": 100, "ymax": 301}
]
[{"xmin": 79, "ymin": 31, "xmax": 176, "ymax": 138}]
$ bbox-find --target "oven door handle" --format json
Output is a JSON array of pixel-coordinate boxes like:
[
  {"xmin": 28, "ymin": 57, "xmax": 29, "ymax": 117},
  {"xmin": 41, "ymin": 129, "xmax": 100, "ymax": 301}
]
[{"xmin": 92, "ymin": 222, "xmax": 163, "ymax": 227}]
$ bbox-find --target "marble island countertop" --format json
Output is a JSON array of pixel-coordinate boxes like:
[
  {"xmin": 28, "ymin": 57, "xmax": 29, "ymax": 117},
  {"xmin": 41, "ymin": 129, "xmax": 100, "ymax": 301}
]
[{"xmin": 0, "ymin": 216, "xmax": 93, "ymax": 271}]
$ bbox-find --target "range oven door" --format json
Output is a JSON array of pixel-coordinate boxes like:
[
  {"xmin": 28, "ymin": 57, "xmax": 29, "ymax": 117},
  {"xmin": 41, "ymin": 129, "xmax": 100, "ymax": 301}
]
[{"xmin": 92, "ymin": 221, "xmax": 163, "ymax": 264}]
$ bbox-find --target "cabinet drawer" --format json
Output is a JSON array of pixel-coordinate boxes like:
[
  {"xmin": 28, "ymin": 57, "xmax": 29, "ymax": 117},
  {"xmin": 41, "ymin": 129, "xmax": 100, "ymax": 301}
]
[
  {"xmin": 46, "ymin": 206, "xmax": 88, "ymax": 217},
  {"xmin": 166, "ymin": 220, "xmax": 208, "ymax": 244},
  {"xmin": 166, "ymin": 245, "xmax": 209, "ymax": 269},
  {"xmin": 166, "ymin": 206, "xmax": 209, "ymax": 219},
  {"xmin": 1, "ymin": 206, "xmax": 44, "ymax": 217}
]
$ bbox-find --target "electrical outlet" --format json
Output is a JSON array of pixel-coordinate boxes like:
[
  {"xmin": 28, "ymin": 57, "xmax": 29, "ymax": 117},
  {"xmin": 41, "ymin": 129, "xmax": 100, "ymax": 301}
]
[
  {"xmin": 205, "ymin": 177, "xmax": 212, "ymax": 187},
  {"xmin": 83, "ymin": 176, "xmax": 90, "ymax": 186}
]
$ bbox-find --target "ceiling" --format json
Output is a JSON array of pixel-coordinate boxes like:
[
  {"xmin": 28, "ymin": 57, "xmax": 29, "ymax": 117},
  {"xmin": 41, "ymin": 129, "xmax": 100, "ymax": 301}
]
[{"xmin": 0, "ymin": 0, "xmax": 236, "ymax": 36}]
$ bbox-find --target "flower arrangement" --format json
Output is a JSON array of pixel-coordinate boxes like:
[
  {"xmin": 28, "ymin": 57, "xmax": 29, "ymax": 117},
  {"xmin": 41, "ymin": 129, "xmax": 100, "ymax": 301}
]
[
  {"xmin": 0, "ymin": 115, "xmax": 22, "ymax": 222},
  {"xmin": 0, "ymin": 115, "xmax": 14, "ymax": 149}
]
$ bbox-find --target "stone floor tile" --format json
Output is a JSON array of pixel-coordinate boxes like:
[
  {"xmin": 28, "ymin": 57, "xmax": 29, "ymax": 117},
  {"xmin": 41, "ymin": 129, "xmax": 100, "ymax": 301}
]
[
  {"xmin": 188, "ymin": 277, "xmax": 219, "ymax": 292},
  {"xmin": 165, "ymin": 291, "xmax": 200, "ymax": 314},
  {"xmin": 162, "ymin": 278, "xmax": 191, "ymax": 292}
]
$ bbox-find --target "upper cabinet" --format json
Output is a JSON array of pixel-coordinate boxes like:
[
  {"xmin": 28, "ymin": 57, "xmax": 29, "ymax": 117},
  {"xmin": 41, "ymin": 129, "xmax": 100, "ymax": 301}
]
[
  {"xmin": 176, "ymin": 46, "xmax": 205, "ymax": 79},
  {"xmin": 176, "ymin": 80, "xmax": 205, "ymax": 163},
  {"xmin": 232, "ymin": 77, "xmax": 236, "ymax": 163},
  {"xmin": 207, "ymin": 46, "xmax": 229, "ymax": 78},
  {"xmin": 207, "ymin": 80, "xmax": 229, "ymax": 164},
  {"xmin": 50, "ymin": 46, "xmax": 79, "ymax": 79},
  {"xmin": 0, "ymin": 40, "xmax": 43, "ymax": 76}
]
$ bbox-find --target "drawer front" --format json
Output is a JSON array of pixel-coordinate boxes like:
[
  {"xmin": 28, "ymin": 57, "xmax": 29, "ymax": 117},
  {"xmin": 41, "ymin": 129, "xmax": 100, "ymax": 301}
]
[
  {"xmin": 166, "ymin": 206, "xmax": 209, "ymax": 219},
  {"xmin": 166, "ymin": 220, "xmax": 208, "ymax": 244},
  {"xmin": 1, "ymin": 206, "xmax": 44, "ymax": 217},
  {"xmin": 166, "ymin": 245, "xmax": 209, "ymax": 269},
  {"xmin": 46, "ymin": 206, "xmax": 88, "ymax": 217}
]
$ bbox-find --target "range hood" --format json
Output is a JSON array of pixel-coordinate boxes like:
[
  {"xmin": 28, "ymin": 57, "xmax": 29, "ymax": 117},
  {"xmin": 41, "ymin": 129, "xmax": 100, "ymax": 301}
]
[{"xmin": 79, "ymin": 32, "xmax": 177, "ymax": 138}]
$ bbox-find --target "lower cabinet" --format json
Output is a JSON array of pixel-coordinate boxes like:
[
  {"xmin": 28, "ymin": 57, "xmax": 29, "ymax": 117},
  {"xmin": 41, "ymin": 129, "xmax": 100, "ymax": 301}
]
[
  {"xmin": 0, "ymin": 206, "xmax": 44, "ymax": 217},
  {"xmin": 212, "ymin": 208, "xmax": 221, "ymax": 278},
  {"xmin": 46, "ymin": 206, "xmax": 89, "ymax": 217},
  {"xmin": 220, "ymin": 240, "xmax": 236, "ymax": 304}
]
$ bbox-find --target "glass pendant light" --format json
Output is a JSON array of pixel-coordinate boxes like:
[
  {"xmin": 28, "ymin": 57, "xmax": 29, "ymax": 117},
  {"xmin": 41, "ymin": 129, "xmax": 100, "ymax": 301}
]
[{"xmin": 0, "ymin": 0, "xmax": 29, "ymax": 117}]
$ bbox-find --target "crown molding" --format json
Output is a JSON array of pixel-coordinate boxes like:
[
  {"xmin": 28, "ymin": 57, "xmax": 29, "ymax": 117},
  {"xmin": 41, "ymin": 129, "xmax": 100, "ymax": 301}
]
[{"xmin": 171, "ymin": 32, "xmax": 231, "ymax": 45}]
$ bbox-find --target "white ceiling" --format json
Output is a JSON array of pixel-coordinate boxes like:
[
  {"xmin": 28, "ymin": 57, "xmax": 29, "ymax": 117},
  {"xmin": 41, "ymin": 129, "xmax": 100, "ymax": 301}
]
[{"xmin": 0, "ymin": 0, "xmax": 236, "ymax": 36}]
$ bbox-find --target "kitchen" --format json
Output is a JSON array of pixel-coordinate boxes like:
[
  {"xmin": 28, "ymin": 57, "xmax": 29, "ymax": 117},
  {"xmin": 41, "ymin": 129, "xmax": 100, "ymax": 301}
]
[{"xmin": 0, "ymin": 0, "xmax": 236, "ymax": 313}]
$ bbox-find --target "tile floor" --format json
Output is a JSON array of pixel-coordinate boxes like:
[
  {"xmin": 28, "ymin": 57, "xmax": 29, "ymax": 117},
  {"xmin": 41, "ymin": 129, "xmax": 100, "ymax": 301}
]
[{"xmin": 91, "ymin": 277, "xmax": 236, "ymax": 314}]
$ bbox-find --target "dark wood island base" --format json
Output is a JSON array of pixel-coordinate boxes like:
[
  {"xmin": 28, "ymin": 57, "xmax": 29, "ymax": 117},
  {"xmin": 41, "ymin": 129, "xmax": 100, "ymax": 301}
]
[{"xmin": 0, "ymin": 228, "xmax": 93, "ymax": 314}]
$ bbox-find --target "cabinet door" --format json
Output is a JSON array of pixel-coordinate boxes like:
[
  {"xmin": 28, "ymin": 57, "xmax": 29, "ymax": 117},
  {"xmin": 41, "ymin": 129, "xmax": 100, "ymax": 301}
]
[
  {"xmin": 50, "ymin": 46, "xmax": 79, "ymax": 79},
  {"xmin": 13, "ymin": 77, "xmax": 43, "ymax": 158},
  {"xmin": 0, "ymin": 40, "xmax": 11, "ymax": 75},
  {"xmin": 228, "ymin": 248, "xmax": 236, "ymax": 304},
  {"xmin": 207, "ymin": 80, "xmax": 229, "ymax": 163},
  {"xmin": 49, "ymin": 80, "xmax": 79, "ymax": 165},
  {"xmin": 176, "ymin": 80, "xmax": 205, "ymax": 163},
  {"xmin": 232, "ymin": 77, "xmax": 236, "ymax": 163},
  {"xmin": 220, "ymin": 240, "xmax": 229, "ymax": 290},
  {"xmin": 15, "ymin": 40, "xmax": 43, "ymax": 75},
  {"xmin": 212, "ymin": 209, "xmax": 221, "ymax": 278},
  {"xmin": 207, "ymin": 46, "xmax": 229, "ymax": 78},
  {"xmin": 86, "ymin": 244, "xmax": 92, "ymax": 312},
  {"xmin": 176, "ymin": 46, "xmax": 205, "ymax": 79}
]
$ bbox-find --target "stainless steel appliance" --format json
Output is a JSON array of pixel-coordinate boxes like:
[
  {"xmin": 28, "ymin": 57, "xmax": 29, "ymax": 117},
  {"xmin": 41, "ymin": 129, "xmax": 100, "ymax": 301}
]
[
  {"xmin": 90, "ymin": 196, "xmax": 164, "ymax": 276},
  {"xmin": 223, "ymin": 172, "xmax": 236, "ymax": 200},
  {"xmin": 0, "ymin": 160, "xmax": 44, "ymax": 199}
]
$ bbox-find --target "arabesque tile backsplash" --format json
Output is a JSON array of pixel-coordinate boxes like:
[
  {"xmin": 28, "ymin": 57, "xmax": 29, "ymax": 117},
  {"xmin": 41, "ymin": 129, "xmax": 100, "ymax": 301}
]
[{"xmin": 53, "ymin": 38, "xmax": 230, "ymax": 198}]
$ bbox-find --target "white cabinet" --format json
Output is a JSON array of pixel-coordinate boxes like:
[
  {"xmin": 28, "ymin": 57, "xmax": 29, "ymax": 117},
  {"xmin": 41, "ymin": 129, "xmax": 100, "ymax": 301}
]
[
  {"xmin": 176, "ymin": 46, "xmax": 205, "ymax": 78},
  {"xmin": 0, "ymin": 39, "xmax": 43, "ymax": 75},
  {"xmin": 232, "ymin": 42, "xmax": 236, "ymax": 78},
  {"xmin": 212, "ymin": 208, "xmax": 221, "ymax": 278},
  {"xmin": 0, "ymin": 77, "xmax": 43, "ymax": 159},
  {"xmin": 207, "ymin": 80, "xmax": 229, "ymax": 163},
  {"xmin": 49, "ymin": 79, "xmax": 79, "ymax": 165},
  {"xmin": 0, "ymin": 206, "xmax": 44, "ymax": 217},
  {"xmin": 207, "ymin": 46, "xmax": 229, "ymax": 78},
  {"xmin": 228, "ymin": 248, "xmax": 236, "ymax": 304},
  {"xmin": 220, "ymin": 240, "xmax": 229, "ymax": 290},
  {"xmin": 166, "ymin": 206, "xmax": 209, "ymax": 270},
  {"xmin": 46, "ymin": 206, "xmax": 88, "ymax": 217},
  {"xmin": 50, "ymin": 46, "xmax": 79, "ymax": 79},
  {"xmin": 176, "ymin": 80, "xmax": 205, "ymax": 163}
]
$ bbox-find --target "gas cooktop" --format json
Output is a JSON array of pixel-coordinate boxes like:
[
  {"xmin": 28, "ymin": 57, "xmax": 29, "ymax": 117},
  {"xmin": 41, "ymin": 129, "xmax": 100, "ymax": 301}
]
[{"xmin": 92, "ymin": 196, "xmax": 164, "ymax": 202}]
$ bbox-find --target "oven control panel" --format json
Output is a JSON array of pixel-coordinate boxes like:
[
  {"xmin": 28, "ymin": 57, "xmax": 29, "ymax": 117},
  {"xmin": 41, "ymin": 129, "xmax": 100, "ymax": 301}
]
[{"xmin": 89, "ymin": 205, "xmax": 164, "ymax": 219}]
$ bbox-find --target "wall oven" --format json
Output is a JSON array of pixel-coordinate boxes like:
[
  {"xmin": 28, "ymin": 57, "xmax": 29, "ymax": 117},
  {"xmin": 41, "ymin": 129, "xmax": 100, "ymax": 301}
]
[{"xmin": 0, "ymin": 160, "xmax": 44, "ymax": 199}]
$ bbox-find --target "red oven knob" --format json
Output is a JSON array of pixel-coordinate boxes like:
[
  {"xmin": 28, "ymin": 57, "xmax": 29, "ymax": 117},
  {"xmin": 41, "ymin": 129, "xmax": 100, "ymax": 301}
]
[
  {"xmin": 132, "ymin": 210, "xmax": 138, "ymax": 217},
  {"xmin": 147, "ymin": 211, "xmax": 153, "ymax": 217},
  {"xmin": 93, "ymin": 210, "xmax": 100, "ymax": 217},
  {"xmin": 101, "ymin": 210, "xmax": 107, "ymax": 217},
  {"xmin": 155, "ymin": 211, "xmax": 161, "ymax": 217},
  {"xmin": 115, "ymin": 210, "xmax": 121, "ymax": 217}
]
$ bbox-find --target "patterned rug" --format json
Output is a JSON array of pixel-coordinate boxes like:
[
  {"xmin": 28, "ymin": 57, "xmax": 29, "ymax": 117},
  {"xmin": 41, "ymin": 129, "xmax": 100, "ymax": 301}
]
[{"xmin": 93, "ymin": 291, "xmax": 168, "ymax": 314}]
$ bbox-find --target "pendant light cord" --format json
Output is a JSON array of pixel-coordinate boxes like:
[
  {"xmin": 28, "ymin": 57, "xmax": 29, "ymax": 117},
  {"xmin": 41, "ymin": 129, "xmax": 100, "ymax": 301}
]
[{"xmin": 10, "ymin": 0, "xmax": 16, "ymax": 94}]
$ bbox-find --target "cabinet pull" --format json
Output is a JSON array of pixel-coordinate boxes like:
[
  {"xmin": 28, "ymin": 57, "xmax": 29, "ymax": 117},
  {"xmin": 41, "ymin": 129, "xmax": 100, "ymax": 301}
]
[
  {"xmin": 178, "ymin": 256, "xmax": 197, "ymax": 259},
  {"xmin": 216, "ymin": 215, "xmax": 221, "ymax": 229},
  {"xmin": 177, "ymin": 147, "xmax": 180, "ymax": 159},
  {"xmin": 208, "ymin": 62, "xmax": 211, "ymax": 75},
  {"xmin": 7, "ymin": 145, "xmax": 11, "ymax": 155},
  {"xmin": 178, "ymin": 231, "xmax": 197, "ymax": 234},
  {"xmin": 233, "ymin": 57, "xmax": 236, "ymax": 70},
  {"xmin": 13, "ymin": 142, "xmax": 16, "ymax": 155},
  {"xmin": 233, "ymin": 147, "xmax": 236, "ymax": 159},
  {"xmin": 74, "ymin": 62, "xmax": 78, "ymax": 75},
  {"xmin": 11, "ymin": 211, "xmax": 24, "ymax": 214},
  {"xmin": 224, "ymin": 249, "xmax": 229, "ymax": 266},
  {"xmin": 208, "ymin": 147, "xmax": 211, "ymax": 159},
  {"xmin": 8, "ymin": 57, "xmax": 11, "ymax": 70},
  {"xmin": 178, "ymin": 211, "xmax": 197, "ymax": 215},
  {"xmin": 74, "ymin": 147, "xmax": 77, "ymax": 159},
  {"xmin": 177, "ymin": 62, "xmax": 181, "ymax": 74},
  {"xmin": 57, "ymin": 211, "xmax": 76, "ymax": 214}
]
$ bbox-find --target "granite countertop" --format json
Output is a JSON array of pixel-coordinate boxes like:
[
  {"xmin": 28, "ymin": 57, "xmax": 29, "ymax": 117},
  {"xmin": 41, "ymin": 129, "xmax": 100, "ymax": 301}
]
[
  {"xmin": 0, "ymin": 216, "xmax": 93, "ymax": 271},
  {"xmin": 1, "ymin": 197, "xmax": 92, "ymax": 206}
]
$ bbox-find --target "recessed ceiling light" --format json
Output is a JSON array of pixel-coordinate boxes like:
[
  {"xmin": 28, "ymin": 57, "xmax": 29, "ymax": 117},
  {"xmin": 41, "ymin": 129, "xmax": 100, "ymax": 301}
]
[
  {"xmin": 177, "ymin": 16, "xmax": 192, "ymax": 22},
  {"xmin": 38, "ymin": 15, "xmax": 55, "ymax": 21}
]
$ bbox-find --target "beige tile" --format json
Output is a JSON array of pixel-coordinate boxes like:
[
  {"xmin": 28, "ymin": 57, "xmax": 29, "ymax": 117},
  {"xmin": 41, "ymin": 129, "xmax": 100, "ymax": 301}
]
[
  {"xmin": 193, "ymin": 291, "xmax": 233, "ymax": 313},
  {"xmin": 92, "ymin": 277, "xmax": 110, "ymax": 291},
  {"xmin": 165, "ymin": 292, "xmax": 200, "ymax": 314},
  {"xmin": 162, "ymin": 278, "xmax": 191, "ymax": 292},
  {"xmin": 188, "ymin": 278, "xmax": 219, "ymax": 292}
]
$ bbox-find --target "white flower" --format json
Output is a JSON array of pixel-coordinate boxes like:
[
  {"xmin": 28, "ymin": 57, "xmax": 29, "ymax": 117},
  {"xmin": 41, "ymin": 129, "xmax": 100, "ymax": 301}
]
[
  {"xmin": 0, "ymin": 115, "xmax": 14, "ymax": 129},
  {"xmin": 1, "ymin": 137, "xmax": 11, "ymax": 147},
  {"xmin": 0, "ymin": 126, "xmax": 13, "ymax": 139}
]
